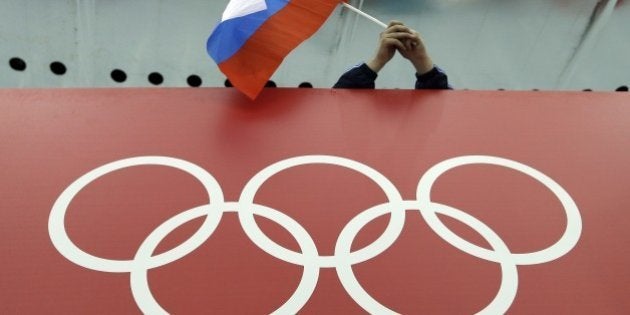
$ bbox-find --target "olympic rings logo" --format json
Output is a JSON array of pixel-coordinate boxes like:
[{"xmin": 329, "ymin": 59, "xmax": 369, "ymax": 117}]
[{"xmin": 48, "ymin": 155, "xmax": 582, "ymax": 314}]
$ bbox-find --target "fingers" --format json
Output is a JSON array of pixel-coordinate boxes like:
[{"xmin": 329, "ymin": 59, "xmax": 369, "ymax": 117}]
[
  {"xmin": 387, "ymin": 20, "xmax": 404, "ymax": 28},
  {"xmin": 377, "ymin": 21, "xmax": 425, "ymax": 60},
  {"xmin": 407, "ymin": 33, "xmax": 421, "ymax": 49},
  {"xmin": 384, "ymin": 24, "xmax": 412, "ymax": 35},
  {"xmin": 404, "ymin": 31, "xmax": 424, "ymax": 50},
  {"xmin": 382, "ymin": 38, "xmax": 406, "ymax": 52},
  {"xmin": 382, "ymin": 31, "xmax": 415, "ymax": 41},
  {"xmin": 384, "ymin": 21, "xmax": 423, "ymax": 41},
  {"xmin": 381, "ymin": 22, "xmax": 420, "ymax": 50},
  {"xmin": 380, "ymin": 31, "xmax": 415, "ymax": 51}
]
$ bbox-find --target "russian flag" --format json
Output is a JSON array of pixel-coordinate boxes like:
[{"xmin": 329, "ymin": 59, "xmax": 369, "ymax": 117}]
[{"xmin": 207, "ymin": 0, "xmax": 341, "ymax": 99}]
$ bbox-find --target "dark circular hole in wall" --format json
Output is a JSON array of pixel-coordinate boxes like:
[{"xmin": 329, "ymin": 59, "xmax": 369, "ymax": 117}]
[
  {"xmin": 187, "ymin": 75, "xmax": 202, "ymax": 87},
  {"xmin": 111, "ymin": 69, "xmax": 127, "ymax": 83},
  {"xmin": 298, "ymin": 82, "xmax": 313, "ymax": 88},
  {"xmin": 148, "ymin": 72, "xmax": 164, "ymax": 85},
  {"xmin": 50, "ymin": 61, "xmax": 67, "ymax": 75},
  {"xmin": 9, "ymin": 57, "xmax": 27, "ymax": 71}
]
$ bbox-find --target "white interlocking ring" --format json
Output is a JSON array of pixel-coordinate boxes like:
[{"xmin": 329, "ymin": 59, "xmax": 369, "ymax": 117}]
[
  {"xmin": 417, "ymin": 155, "xmax": 582, "ymax": 265},
  {"xmin": 48, "ymin": 156, "xmax": 224, "ymax": 272},
  {"xmin": 48, "ymin": 154, "xmax": 582, "ymax": 314},
  {"xmin": 238, "ymin": 155, "xmax": 404, "ymax": 268}
]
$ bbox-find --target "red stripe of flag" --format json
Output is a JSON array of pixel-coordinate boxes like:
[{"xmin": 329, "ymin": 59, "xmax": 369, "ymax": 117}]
[{"xmin": 220, "ymin": 0, "xmax": 341, "ymax": 99}]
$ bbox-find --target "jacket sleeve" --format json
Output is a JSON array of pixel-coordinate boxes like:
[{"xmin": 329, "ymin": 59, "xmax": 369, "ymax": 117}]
[
  {"xmin": 333, "ymin": 63, "xmax": 378, "ymax": 89},
  {"xmin": 415, "ymin": 66, "xmax": 451, "ymax": 90},
  {"xmin": 334, "ymin": 63, "xmax": 452, "ymax": 90}
]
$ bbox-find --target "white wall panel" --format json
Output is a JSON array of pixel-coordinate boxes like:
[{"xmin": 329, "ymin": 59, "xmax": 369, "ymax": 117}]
[{"xmin": 1, "ymin": 0, "xmax": 628, "ymax": 90}]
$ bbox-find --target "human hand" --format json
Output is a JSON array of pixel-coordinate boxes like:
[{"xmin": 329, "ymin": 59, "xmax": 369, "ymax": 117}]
[
  {"xmin": 366, "ymin": 21, "xmax": 416, "ymax": 73},
  {"xmin": 397, "ymin": 28, "xmax": 434, "ymax": 75}
]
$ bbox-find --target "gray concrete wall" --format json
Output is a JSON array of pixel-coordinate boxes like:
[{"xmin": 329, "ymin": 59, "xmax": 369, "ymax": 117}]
[{"xmin": 1, "ymin": 0, "xmax": 628, "ymax": 91}]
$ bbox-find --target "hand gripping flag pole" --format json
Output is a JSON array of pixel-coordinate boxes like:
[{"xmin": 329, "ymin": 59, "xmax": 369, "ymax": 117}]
[{"xmin": 207, "ymin": 1, "xmax": 387, "ymax": 99}]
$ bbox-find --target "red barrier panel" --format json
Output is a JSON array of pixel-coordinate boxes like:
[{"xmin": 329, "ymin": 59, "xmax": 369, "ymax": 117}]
[{"xmin": 1, "ymin": 88, "xmax": 629, "ymax": 314}]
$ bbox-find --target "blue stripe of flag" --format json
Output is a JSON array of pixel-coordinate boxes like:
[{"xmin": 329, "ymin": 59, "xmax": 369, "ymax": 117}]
[{"xmin": 207, "ymin": 0, "xmax": 289, "ymax": 64}]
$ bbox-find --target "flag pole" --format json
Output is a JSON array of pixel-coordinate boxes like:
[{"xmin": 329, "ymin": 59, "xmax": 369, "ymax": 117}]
[{"xmin": 341, "ymin": 2, "xmax": 388, "ymax": 29}]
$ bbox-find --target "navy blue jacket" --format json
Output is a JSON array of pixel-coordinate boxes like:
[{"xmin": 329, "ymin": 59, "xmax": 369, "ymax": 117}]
[{"xmin": 333, "ymin": 63, "xmax": 450, "ymax": 89}]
